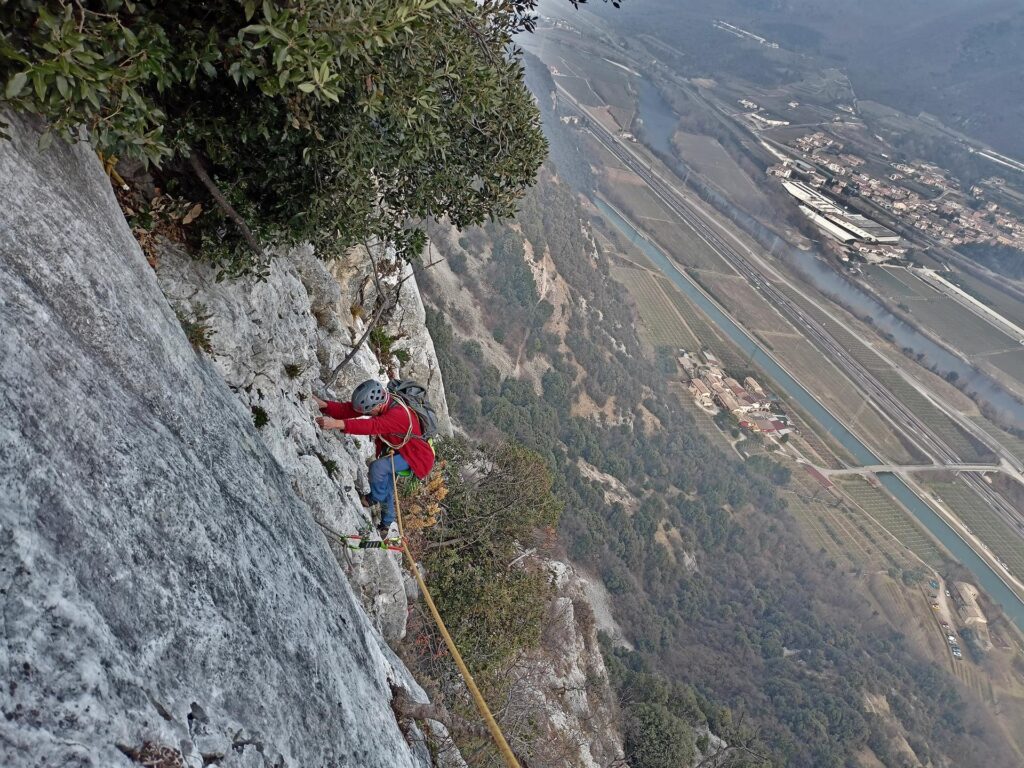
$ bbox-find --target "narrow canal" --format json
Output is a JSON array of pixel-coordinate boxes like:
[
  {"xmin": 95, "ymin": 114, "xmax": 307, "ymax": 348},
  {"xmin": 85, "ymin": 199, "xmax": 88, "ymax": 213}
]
[{"xmin": 595, "ymin": 196, "xmax": 1024, "ymax": 630}]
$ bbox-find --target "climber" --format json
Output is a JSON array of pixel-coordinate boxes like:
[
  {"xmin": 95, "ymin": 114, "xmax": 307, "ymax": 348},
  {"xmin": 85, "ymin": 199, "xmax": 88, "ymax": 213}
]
[{"xmin": 313, "ymin": 380, "xmax": 434, "ymax": 540}]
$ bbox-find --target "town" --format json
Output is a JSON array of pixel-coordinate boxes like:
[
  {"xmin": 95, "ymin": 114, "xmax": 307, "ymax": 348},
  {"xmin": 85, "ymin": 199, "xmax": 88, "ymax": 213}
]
[
  {"xmin": 681, "ymin": 349, "xmax": 793, "ymax": 439},
  {"xmin": 766, "ymin": 130, "xmax": 1024, "ymax": 262}
]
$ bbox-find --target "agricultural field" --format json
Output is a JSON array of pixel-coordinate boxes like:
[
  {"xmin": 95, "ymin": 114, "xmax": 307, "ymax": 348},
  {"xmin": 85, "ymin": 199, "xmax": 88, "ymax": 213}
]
[
  {"xmin": 923, "ymin": 477, "xmax": 1024, "ymax": 580},
  {"xmin": 954, "ymin": 271, "xmax": 1024, "ymax": 329},
  {"xmin": 695, "ymin": 273, "xmax": 795, "ymax": 337},
  {"xmin": 970, "ymin": 416, "xmax": 1024, "ymax": 466},
  {"xmin": 780, "ymin": 286, "xmax": 994, "ymax": 462},
  {"xmin": 599, "ymin": 183, "xmax": 735, "ymax": 274},
  {"xmin": 838, "ymin": 477, "xmax": 946, "ymax": 567},
  {"xmin": 672, "ymin": 131, "xmax": 771, "ymax": 213},
  {"xmin": 865, "ymin": 266, "xmax": 936, "ymax": 300},
  {"xmin": 909, "ymin": 296, "xmax": 1020, "ymax": 357},
  {"xmin": 985, "ymin": 348, "xmax": 1024, "ymax": 386},
  {"xmin": 611, "ymin": 266, "xmax": 700, "ymax": 350},
  {"xmin": 866, "ymin": 268, "xmax": 1021, "ymax": 360},
  {"xmin": 785, "ymin": 473, "xmax": 920, "ymax": 572}
]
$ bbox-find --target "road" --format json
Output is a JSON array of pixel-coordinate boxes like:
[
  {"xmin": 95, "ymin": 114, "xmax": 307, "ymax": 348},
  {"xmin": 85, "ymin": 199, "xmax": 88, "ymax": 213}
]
[
  {"xmin": 554, "ymin": 83, "xmax": 1024, "ymax": 541},
  {"xmin": 821, "ymin": 463, "xmax": 1005, "ymax": 477}
]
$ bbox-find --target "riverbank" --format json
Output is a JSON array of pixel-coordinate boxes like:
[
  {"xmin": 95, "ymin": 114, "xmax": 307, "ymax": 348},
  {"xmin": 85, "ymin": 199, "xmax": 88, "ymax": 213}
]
[{"xmin": 593, "ymin": 194, "xmax": 1024, "ymax": 630}]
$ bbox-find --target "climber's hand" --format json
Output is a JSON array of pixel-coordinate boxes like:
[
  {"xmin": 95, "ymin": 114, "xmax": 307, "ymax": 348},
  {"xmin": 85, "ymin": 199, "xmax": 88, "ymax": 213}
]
[
  {"xmin": 312, "ymin": 395, "xmax": 328, "ymax": 409},
  {"xmin": 316, "ymin": 416, "xmax": 344, "ymax": 431}
]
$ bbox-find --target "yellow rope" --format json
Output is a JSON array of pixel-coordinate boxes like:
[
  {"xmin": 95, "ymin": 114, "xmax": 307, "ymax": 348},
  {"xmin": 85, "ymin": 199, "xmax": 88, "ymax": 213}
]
[{"xmin": 390, "ymin": 457, "xmax": 521, "ymax": 768}]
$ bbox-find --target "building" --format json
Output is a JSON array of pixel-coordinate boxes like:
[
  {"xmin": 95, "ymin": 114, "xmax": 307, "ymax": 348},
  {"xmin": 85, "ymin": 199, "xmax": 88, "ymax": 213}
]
[
  {"xmin": 688, "ymin": 379, "xmax": 713, "ymax": 408},
  {"xmin": 744, "ymin": 377, "xmax": 765, "ymax": 396},
  {"xmin": 716, "ymin": 391, "xmax": 741, "ymax": 414},
  {"xmin": 783, "ymin": 180, "xmax": 900, "ymax": 245},
  {"xmin": 952, "ymin": 582, "xmax": 987, "ymax": 626}
]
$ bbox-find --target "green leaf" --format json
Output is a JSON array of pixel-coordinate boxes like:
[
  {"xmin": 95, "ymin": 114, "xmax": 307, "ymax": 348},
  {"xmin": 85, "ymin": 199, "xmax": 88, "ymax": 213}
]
[
  {"xmin": 4, "ymin": 72, "xmax": 28, "ymax": 100},
  {"xmin": 55, "ymin": 75, "xmax": 70, "ymax": 99},
  {"xmin": 298, "ymin": 82, "xmax": 316, "ymax": 93},
  {"xmin": 31, "ymin": 70, "xmax": 46, "ymax": 101}
]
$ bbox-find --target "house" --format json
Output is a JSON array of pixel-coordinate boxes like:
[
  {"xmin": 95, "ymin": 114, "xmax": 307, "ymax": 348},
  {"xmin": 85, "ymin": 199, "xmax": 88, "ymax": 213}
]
[
  {"xmin": 953, "ymin": 582, "xmax": 987, "ymax": 626},
  {"xmin": 688, "ymin": 379, "xmax": 713, "ymax": 408},
  {"xmin": 716, "ymin": 391, "xmax": 741, "ymax": 413},
  {"xmin": 743, "ymin": 376, "xmax": 765, "ymax": 396}
]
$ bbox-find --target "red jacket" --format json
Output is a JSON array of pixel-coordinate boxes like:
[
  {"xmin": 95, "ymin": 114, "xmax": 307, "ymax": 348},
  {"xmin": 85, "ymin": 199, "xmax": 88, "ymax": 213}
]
[{"xmin": 322, "ymin": 395, "xmax": 434, "ymax": 479}]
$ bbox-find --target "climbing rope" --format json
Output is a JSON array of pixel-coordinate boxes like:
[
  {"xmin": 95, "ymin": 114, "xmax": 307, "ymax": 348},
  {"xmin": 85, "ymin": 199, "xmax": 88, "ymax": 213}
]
[{"xmin": 390, "ymin": 456, "xmax": 521, "ymax": 768}]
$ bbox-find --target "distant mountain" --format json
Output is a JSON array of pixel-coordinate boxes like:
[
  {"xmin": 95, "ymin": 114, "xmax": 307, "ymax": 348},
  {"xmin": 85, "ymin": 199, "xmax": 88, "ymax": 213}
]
[{"xmin": 582, "ymin": 0, "xmax": 1024, "ymax": 158}]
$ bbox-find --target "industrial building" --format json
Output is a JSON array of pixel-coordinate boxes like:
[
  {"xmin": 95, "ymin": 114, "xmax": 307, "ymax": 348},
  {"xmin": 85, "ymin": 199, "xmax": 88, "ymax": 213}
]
[{"xmin": 783, "ymin": 180, "xmax": 900, "ymax": 245}]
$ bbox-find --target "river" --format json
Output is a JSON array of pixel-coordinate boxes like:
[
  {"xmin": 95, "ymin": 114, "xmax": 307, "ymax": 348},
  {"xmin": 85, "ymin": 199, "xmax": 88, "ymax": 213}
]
[
  {"xmin": 634, "ymin": 77, "xmax": 1024, "ymax": 428},
  {"xmin": 595, "ymin": 196, "xmax": 1024, "ymax": 630}
]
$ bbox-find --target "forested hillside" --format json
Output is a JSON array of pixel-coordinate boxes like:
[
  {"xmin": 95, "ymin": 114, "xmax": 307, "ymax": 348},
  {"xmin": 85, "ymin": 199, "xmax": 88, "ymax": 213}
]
[{"xmin": 422, "ymin": 168, "xmax": 1016, "ymax": 768}]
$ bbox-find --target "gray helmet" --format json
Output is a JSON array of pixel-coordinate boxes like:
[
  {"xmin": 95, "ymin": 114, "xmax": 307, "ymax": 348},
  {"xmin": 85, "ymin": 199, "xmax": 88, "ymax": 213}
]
[{"xmin": 351, "ymin": 379, "xmax": 387, "ymax": 414}]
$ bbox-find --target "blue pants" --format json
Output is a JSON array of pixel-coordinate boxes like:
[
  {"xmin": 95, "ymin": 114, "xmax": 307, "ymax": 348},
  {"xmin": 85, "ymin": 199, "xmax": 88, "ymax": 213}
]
[{"xmin": 369, "ymin": 453, "xmax": 410, "ymax": 526}]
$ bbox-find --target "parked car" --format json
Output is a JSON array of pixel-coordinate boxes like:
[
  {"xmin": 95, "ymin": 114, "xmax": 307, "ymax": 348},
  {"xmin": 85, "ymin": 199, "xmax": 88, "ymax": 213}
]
[
  {"xmin": 947, "ymin": 635, "xmax": 956, "ymax": 644},
  {"xmin": 945, "ymin": 589, "xmax": 951, "ymax": 597}
]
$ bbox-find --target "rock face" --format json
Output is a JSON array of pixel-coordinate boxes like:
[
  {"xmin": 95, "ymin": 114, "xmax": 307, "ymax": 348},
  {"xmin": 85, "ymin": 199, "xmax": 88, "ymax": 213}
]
[
  {"xmin": 0, "ymin": 113, "xmax": 440, "ymax": 766},
  {"xmin": 519, "ymin": 560, "xmax": 627, "ymax": 768}
]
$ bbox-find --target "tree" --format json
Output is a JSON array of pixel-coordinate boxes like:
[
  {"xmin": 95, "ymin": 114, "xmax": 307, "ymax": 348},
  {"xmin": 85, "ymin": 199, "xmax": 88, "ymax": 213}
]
[
  {"xmin": 625, "ymin": 703, "xmax": 695, "ymax": 768},
  {"xmin": 1, "ymin": 0, "xmax": 547, "ymax": 273}
]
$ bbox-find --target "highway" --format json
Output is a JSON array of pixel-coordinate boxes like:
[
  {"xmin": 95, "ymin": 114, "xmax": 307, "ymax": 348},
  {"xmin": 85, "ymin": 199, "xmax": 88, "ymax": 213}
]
[{"xmin": 554, "ymin": 83, "xmax": 1024, "ymax": 541}]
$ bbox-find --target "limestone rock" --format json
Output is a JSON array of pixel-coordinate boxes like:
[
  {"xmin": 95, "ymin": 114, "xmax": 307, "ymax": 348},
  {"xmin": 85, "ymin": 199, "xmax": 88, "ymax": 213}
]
[{"xmin": 0, "ymin": 112, "xmax": 440, "ymax": 767}]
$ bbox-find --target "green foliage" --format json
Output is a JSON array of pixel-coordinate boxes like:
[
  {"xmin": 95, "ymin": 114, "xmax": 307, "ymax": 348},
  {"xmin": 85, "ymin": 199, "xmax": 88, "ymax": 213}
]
[
  {"xmin": 423, "ymin": 438, "xmax": 561, "ymax": 676},
  {"xmin": 174, "ymin": 302, "xmax": 215, "ymax": 355},
  {"xmin": 251, "ymin": 404, "xmax": 268, "ymax": 428},
  {"xmin": 744, "ymin": 454, "xmax": 792, "ymax": 486},
  {"xmin": 317, "ymin": 452, "xmax": 338, "ymax": 478},
  {"xmin": 369, "ymin": 326, "xmax": 410, "ymax": 369},
  {"xmin": 423, "ymin": 168, "xmax": 1002, "ymax": 767},
  {"xmin": 625, "ymin": 703, "xmax": 695, "ymax": 768},
  {"xmin": 1, "ymin": 0, "xmax": 547, "ymax": 272}
]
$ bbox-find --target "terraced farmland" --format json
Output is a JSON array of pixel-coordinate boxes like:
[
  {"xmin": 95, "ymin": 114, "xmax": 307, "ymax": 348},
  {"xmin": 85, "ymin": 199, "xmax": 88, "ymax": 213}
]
[
  {"xmin": 839, "ymin": 477, "xmax": 946, "ymax": 567},
  {"xmin": 924, "ymin": 477, "xmax": 1024, "ymax": 580},
  {"xmin": 611, "ymin": 266, "xmax": 700, "ymax": 350}
]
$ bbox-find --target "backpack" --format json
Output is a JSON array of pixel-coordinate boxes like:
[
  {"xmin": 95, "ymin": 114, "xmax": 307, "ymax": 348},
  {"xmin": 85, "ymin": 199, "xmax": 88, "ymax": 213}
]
[{"xmin": 387, "ymin": 379, "xmax": 439, "ymax": 441}]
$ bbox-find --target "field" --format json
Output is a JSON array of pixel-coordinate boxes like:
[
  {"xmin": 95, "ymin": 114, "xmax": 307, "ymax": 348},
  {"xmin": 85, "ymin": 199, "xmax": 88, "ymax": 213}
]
[
  {"xmin": 865, "ymin": 266, "xmax": 935, "ymax": 300},
  {"xmin": 784, "ymin": 471, "xmax": 923, "ymax": 572},
  {"xmin": 611, "ymin": 266, "xmax": 700, "ymax": 350},
  {"xmin": 923, "ymin": 477, "xmax": 1024, "ymax": 580},
  {"xmin": 599, "ymin": 182, "xmax": 736, "ymax": 274},
  {"xmin": 695, "ymin": 272, "xmax": 796, "ymax": 337},
  {"xmin": 955, "ymin": 271, "xmax": 1024, "ymax": 330},
  {"xmin": 985, "ymin": 348, "xmax": 1024, "ymax": 385},
  {"xmin": 837, "ymin": 477, "xmax": 946, "ymax": 567},
  {"xmin": 780, "ymin": 286, "xmax": 994, "ymax": 462},
  {"xmin": 672, "ymin": 131, "xmax": 770, "ymax": 213},
  {"xmin": 865, "ymin": 267, "xmax": 1020, "ymax": 357},
  {"xmin": 970, "ymin": 415, "xmax": 1024, "ymax": 465}
]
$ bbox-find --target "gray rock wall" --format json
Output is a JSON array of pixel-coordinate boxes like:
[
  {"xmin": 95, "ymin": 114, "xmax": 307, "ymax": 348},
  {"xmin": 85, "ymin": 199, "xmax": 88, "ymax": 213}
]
[{"xmin": 0, "ymin": 113, "xmax": 435, "ymax": 766}]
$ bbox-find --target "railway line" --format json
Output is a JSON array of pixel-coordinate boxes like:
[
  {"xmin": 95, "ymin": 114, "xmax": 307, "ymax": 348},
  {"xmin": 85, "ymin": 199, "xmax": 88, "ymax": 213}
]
[{"xmin": 555, "ymin": 84, "xmax": 1024, "ymax": 541}]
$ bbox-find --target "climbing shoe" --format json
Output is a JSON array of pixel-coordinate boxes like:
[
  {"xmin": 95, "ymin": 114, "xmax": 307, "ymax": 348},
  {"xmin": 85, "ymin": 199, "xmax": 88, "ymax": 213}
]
[{"xmin": 377, "ymin": 521, "xmax": 400, "ymax": 542}]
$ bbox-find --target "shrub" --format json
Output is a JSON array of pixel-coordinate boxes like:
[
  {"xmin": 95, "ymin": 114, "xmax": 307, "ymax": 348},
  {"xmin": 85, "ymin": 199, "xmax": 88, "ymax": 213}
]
[
  {"xmin": 251, "ymin": 405, "xmax": 268, "ymax": 428},
  {"xmin": 174, "ymin": 302, "xmax": 215, "ymax": 355},
  {"xmin": 1, "ymin": 0, "xmax": 547, "ymax": 274},
  {"xmin": 422, "ymin": 438, "xmax": 561, "ymax": 675}
]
